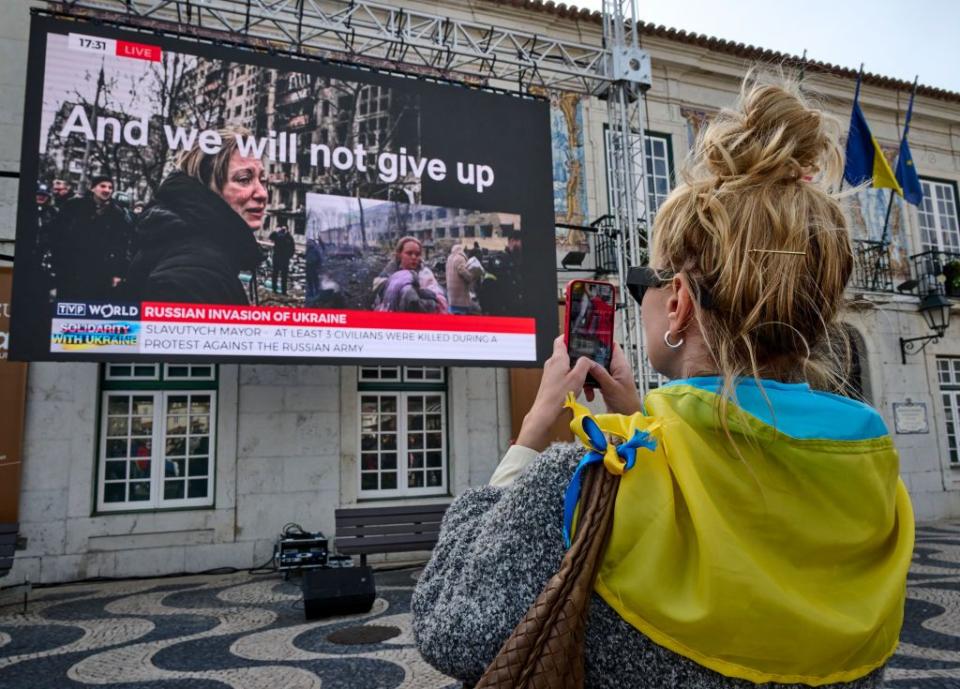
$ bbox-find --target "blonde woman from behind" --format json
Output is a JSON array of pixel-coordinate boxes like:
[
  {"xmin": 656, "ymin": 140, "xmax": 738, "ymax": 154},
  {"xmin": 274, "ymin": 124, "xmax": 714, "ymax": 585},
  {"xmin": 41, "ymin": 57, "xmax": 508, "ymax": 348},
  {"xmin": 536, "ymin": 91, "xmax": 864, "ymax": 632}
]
[{"xmin": 411, "ymin": 73, "xmax": 913, "ymax": 689}]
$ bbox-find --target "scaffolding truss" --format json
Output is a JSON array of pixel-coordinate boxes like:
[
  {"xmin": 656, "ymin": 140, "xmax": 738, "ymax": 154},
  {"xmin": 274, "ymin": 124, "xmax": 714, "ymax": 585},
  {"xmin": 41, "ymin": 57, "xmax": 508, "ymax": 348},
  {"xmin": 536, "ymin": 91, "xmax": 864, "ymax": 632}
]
[
  {"xmin": 54, "ymin": 0, "xmax": 613, "ymax": 94},
  {"xmin": 601, "ymin": 0, "xmax": 654, "ymax": 393}
]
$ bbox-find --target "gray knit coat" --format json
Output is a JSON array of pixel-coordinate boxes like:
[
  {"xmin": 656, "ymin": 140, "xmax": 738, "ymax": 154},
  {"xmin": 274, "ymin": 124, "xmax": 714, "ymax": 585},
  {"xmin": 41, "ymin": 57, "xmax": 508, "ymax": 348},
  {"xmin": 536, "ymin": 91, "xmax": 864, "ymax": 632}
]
[{"xmin": 411, "ymin": 442, "xmax": 886, "ymax": 689}]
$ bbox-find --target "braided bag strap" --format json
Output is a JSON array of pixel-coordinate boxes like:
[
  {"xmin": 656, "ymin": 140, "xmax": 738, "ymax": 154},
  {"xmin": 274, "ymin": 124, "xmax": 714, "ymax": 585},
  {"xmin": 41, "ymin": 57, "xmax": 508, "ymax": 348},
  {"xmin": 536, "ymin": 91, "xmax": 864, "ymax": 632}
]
[{"xmin": 474, "ymin": 464, "xmax": 621, "ymax": 689}]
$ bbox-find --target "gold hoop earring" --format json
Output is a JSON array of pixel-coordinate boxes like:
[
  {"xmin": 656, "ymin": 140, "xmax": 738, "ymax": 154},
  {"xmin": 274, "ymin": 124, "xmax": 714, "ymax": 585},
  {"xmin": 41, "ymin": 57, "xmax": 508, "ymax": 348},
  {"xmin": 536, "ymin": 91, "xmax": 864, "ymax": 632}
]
[{"xmin": 664, "ymin": 330, "xmax": 684, "ymax": 349}]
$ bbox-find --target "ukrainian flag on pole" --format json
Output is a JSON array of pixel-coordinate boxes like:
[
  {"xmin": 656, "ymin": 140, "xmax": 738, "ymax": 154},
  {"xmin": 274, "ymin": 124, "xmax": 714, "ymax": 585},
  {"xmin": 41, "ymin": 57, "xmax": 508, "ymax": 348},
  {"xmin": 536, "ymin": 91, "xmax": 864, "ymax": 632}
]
[{"xmin": 844, "ymin": 71, "xmax": 903, "ymax": 195}]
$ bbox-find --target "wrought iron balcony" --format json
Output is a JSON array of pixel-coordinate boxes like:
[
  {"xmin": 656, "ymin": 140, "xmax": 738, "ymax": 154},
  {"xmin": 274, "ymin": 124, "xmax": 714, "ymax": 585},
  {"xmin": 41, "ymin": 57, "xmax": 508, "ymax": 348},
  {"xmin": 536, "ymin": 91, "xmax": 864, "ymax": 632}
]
[
  {"xmin": 590, "ymin": 215, "xmax": 620, "ymax": 277},
  {"xmin": 900, "ymin": 249, "xmax": 960, "ymax": 299},
  {"xmin": 850, "ymin": 239, "xmax": 895, "ymax": 293}
]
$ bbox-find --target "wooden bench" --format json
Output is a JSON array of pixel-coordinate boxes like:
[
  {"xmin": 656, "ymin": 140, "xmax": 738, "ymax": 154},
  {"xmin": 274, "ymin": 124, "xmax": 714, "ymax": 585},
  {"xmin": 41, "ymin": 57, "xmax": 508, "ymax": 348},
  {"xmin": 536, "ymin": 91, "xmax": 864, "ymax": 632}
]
[{"xmin": 334, "ymin": 504, "xmax": 449, "ymax": 567}]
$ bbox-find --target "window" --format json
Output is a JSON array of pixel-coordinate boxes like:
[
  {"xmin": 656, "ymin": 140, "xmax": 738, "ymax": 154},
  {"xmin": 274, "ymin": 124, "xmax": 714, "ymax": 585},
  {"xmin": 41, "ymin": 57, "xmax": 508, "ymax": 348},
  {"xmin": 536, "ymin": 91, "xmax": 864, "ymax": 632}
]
[
  {"xmin": 918, "ymin": 179, "xmax": 960, "ymax": 253},
  {"xmin": 644, "ymin": 134, "xmax": 673, "ymax": 215},
  {"xmin": 938, "ymin": 358, "xmax": 960, "ymax": 466},
  {"xmin": 164, "ymin": 364, "xmax": 215, "ymax": 381},
  {"xmin": 604, "ymin": 127, "xmax": 674, "ymax": 221},
  {"xmin": 97, "ymin": 365, "xmax": 217, "ymax": 511},
  {"xmin": 103, "ymin": 363, "xmax": 161, "ymax": 381},
  {"xmin": 358, "ymin": 366, "xmax": 447, "ymax": 497}
]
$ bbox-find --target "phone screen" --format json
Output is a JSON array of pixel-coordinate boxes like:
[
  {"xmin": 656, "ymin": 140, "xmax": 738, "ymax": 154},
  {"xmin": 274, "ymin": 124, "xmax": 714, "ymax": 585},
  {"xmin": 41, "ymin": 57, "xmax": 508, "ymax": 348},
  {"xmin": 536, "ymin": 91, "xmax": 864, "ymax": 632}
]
[{"xmin": 566, "ymin": 281, "xmax": 615, "ymax": 371}]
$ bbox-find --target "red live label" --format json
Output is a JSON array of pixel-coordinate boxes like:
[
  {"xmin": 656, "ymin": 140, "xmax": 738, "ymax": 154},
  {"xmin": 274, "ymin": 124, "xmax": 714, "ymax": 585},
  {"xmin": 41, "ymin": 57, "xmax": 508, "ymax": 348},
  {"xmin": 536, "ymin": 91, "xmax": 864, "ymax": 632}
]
[{"xmin": 115, "ymin": 40, "xmax": 161, "ymax": 62}]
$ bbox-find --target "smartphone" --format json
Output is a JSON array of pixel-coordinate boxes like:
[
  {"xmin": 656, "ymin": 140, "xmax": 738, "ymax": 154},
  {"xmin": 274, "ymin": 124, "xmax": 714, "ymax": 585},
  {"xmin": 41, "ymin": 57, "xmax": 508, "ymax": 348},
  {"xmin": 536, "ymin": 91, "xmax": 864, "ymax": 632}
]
[{"xmin": 564, "ymin": 279, "xmax": 616, "ymax": 387}]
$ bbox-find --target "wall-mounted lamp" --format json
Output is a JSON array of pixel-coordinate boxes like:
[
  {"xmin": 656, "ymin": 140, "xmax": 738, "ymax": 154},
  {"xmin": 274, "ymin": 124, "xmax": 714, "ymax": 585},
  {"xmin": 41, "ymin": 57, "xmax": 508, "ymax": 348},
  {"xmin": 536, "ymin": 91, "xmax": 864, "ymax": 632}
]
[
  {"xmin": 560, "ymin": 251, "xmax": 586, "ymax": 269},
  {"xmin": 900, "ymin": 292, "xmax": 953, "ymax": 364}
]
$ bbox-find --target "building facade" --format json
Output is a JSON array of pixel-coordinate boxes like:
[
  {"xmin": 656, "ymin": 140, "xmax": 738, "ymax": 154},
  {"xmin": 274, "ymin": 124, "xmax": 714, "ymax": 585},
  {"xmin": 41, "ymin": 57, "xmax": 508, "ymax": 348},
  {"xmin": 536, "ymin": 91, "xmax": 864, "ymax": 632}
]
[{"xmin": 1, "ymin": 0, "xmax": 959, "ymax": 584}]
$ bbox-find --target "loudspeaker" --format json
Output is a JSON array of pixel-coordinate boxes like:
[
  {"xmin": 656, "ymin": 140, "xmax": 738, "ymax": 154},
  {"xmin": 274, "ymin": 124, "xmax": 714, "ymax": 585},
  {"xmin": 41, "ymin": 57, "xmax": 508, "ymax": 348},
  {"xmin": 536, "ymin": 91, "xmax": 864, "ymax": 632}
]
[{"xmin": 301, "ymin": 566, "xmax": 376, "ymax": 620}]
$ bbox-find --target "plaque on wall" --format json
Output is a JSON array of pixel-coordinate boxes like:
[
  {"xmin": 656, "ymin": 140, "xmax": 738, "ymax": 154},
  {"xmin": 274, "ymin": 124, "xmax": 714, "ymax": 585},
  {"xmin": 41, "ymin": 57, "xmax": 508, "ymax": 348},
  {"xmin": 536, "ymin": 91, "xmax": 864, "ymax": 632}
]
[{"xmin": 893, "ymin": 402, "xmax": 929, "ymax": 434}]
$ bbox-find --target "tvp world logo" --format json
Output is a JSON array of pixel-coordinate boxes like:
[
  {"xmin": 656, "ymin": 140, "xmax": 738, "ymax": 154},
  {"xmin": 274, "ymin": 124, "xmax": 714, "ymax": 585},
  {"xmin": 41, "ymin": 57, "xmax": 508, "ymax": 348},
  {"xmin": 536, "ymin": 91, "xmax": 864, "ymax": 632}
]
[{"xmin": 54, "ymin": 302, "xmax": 140, "ymax": 319}]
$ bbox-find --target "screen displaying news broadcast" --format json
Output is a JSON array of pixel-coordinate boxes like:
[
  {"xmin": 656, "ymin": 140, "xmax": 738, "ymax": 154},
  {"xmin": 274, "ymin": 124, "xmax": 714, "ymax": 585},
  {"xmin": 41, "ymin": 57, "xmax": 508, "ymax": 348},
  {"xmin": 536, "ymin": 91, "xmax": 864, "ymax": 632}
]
[{"xmin": 10, "ymin": 16, "xmax": 556, "ymax": 366}]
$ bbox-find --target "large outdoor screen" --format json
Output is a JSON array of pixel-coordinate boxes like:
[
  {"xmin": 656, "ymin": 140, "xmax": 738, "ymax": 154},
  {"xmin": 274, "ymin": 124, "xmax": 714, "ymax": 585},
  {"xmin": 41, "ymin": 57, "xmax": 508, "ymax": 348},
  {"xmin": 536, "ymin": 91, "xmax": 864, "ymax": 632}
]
[{"xmin": 10, "ymin": 16, "xmax": 556, "ymax": 366}]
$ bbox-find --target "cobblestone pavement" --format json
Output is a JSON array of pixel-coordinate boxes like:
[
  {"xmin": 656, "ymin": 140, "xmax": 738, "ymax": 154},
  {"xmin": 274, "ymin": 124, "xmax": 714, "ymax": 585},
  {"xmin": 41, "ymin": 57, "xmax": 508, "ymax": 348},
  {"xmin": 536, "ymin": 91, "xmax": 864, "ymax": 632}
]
[
  {"xmin": 0, "ymin": 521, "xmax": 957, "ymax": 689},
  {"xmin": 886, "ymin": 520, "xmax": 960, "ymax": 689}
]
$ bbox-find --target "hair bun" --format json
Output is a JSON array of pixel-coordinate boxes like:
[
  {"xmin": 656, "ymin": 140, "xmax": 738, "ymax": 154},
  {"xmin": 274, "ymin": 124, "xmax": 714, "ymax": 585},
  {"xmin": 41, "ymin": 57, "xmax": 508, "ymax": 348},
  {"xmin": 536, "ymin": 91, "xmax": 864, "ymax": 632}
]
[{"xmin": 698, "ymin": 78, "xmax": 841, "ymax": 186}]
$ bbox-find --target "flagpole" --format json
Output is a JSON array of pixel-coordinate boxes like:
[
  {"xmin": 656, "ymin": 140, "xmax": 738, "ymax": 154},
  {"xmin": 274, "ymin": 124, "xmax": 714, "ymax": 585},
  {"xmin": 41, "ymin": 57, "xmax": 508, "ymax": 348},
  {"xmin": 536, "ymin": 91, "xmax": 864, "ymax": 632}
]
[
  {"xmin": 880, "ymin": 191, "xmax": 895, "ymax": 246},
  {"xmin": 840, "ymin": 64, "xmax": 865, "ymax": 193},
  {"xmin": 879, "ymin": 76, "xmax": 919, "ymax": 245}
]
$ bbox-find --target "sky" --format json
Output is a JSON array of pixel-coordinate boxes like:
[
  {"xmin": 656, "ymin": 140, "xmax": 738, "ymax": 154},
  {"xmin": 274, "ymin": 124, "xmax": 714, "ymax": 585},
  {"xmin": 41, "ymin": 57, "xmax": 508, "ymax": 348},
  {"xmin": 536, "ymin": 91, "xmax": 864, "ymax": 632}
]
[{"xmin": 574, "ymin": 0, "xmax": 960, "ymax": 93}]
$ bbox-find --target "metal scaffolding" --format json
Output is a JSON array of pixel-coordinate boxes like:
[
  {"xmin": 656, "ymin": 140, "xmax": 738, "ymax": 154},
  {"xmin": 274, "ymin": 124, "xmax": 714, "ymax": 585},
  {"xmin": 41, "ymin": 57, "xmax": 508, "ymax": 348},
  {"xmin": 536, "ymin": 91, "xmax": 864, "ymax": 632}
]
[
  {"xmin": 54, "ymin": 0, "xmax": 654, "ymax": 387},
  {"xmin": 599, "ymin": 0, "xmax": 654, "ymax": 393},
  {"xmin": 54, "ymin": 0, "xmax": 613, "ymax": 94}
]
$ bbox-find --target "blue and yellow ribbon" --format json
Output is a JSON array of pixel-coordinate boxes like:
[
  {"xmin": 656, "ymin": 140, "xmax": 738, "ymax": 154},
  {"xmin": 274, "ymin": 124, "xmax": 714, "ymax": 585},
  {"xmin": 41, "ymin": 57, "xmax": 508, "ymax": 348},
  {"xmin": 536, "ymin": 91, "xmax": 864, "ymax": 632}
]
[{"xmin": 562, "ymin": 393, "xmax": 657, "ymax": 547}]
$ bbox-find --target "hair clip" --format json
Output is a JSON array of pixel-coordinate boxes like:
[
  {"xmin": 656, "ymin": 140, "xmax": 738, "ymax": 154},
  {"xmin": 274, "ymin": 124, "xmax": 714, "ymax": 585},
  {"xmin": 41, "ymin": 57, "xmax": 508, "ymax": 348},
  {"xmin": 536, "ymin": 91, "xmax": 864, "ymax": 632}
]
[{"xmin": 748, "ymin": 249, "xmax": 806, "ymax": 255}]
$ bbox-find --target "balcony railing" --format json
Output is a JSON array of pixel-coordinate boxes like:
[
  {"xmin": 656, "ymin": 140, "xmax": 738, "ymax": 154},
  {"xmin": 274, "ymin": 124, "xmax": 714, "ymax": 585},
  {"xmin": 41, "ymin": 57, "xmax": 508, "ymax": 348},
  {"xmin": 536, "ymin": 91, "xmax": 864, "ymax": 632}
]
[
  {"xmin": 905, "ymin": 249, "xmax": 960, "ymax": 299},
  {"xmin": 583, "ymin": 214, "xmax": 634, "ymax": 277},
  {"xmin": 850, "ymin": 239, "xmax": 895, "ymax": 293},
  {"xmin": 591, "ymin": 218, "xmax": 619, "ymax": 277}
]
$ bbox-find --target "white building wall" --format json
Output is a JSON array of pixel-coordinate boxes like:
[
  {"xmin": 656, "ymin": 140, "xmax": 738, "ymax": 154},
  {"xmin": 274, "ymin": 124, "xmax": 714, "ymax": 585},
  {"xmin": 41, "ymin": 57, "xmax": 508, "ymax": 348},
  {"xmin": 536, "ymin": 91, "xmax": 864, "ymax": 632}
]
[
  {"xmin": 11, "ymin": 363, "xmax": 512, "ymax": 583},
  {"xmin": 13, "ymin": 362, "xmax": 246, "ymax": 582},
  {"xmin": 232, "ymin": 364, "xmax": 342, "ymax": 565}
]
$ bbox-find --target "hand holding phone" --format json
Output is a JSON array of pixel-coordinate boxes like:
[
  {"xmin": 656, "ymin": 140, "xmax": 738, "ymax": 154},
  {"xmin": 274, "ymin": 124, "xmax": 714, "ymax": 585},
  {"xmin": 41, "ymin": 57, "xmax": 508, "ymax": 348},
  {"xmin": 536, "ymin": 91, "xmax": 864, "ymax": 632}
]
[{"xmin": 564, "ymin": 279, "xmax": 616, "ymax": 387}]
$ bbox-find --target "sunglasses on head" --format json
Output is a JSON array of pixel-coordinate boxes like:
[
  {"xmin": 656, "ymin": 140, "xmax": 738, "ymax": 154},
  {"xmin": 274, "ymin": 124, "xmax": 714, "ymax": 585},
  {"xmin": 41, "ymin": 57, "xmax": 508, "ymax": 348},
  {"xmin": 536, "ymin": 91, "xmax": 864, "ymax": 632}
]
[{"xmin": 626, "ymin": 265, "xmax": 713, "ymax": 308}]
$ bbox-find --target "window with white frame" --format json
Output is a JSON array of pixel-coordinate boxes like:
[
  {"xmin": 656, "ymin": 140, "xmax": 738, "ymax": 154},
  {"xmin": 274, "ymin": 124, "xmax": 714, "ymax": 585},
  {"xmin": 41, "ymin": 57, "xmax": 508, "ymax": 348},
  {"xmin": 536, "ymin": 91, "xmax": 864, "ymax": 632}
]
[
  {"xmin": 644, "ymin": 134, "xmax": 673, "ymax": 216},
  {"xmin": 97, "ymin": 364, "xmax": 217, "ymax": 511},
  {"xmin": 937, "ymin": 357, "xmax": 960, "ymax": 466},
  {"xmin": 358, "ymin": 366, "xmax": 447, "ymax": 497},
  {"xmin": 604, "ymin": 128, "xmax": 674, "ymax": 221},
  {"xmin": 918, "ymin": 179, "xmax": 960, "ymax": 253}
]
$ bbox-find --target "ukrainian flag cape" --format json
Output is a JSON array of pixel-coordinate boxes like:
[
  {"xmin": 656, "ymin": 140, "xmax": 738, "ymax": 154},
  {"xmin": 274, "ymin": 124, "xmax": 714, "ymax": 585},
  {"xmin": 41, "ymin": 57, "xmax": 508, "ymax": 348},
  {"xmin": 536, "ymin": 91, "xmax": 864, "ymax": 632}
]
[{"xmin": 564, "ymin": 378, "xmax": 914, "ymax": 686}]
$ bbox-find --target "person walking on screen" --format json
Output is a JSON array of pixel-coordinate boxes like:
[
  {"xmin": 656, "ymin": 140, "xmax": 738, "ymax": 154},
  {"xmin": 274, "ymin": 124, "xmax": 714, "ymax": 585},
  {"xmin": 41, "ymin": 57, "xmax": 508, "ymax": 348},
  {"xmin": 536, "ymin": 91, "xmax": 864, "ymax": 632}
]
[
  {"xmin": 445, "ymin": 244, "xmax": 482, "ymax": 314},
  {"xmin": 269, "ymin": 225, "xmax": 295, "ymax": 295},
  {"xmin": 304, "ymin": 233, "xmax": 325, "ymax": 304},
  {"xmin": 49, "ymin": 174, "xmax": 133, "ymax": 300}
]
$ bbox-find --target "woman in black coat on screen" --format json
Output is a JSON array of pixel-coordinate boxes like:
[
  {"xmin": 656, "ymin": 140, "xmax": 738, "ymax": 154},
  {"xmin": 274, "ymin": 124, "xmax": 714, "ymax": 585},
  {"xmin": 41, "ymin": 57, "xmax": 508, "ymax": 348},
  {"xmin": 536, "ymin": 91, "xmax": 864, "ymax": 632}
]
[{"xmin": 124, "ymin": 129, "xmax": 267, "ymax": 305}]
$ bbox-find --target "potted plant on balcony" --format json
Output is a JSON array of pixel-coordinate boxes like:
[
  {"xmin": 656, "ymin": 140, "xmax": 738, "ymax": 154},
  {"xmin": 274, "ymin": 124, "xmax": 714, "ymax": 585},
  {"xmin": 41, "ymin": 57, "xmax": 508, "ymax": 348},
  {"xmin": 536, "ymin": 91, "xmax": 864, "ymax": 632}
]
[{"xmin": 943, "ymin": 259, "xmax": 960, "ymax": 298}]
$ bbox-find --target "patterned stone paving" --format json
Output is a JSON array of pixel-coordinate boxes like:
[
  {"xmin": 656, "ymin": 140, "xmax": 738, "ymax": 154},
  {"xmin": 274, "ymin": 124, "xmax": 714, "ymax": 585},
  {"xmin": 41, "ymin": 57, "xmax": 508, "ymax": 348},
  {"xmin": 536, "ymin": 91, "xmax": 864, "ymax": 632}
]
[
  {"xmin": 885, "ymin": 520, "xmax": 960, "ymax": 689},
  {"xmin": 0, "ymin": 568, "xmax": 456, "ymax": 689},
  {"xmin": 0, "ymin": 521, "xmax": 957, "ymax": 688}
]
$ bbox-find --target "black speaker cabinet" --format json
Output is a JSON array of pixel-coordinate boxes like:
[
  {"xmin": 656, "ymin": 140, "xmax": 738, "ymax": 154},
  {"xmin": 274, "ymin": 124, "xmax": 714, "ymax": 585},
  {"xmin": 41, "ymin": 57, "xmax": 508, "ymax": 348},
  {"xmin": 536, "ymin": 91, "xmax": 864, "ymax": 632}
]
[{"xmin": 301, "ymin": 566, "xmax": 376, "ymax": 620}]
